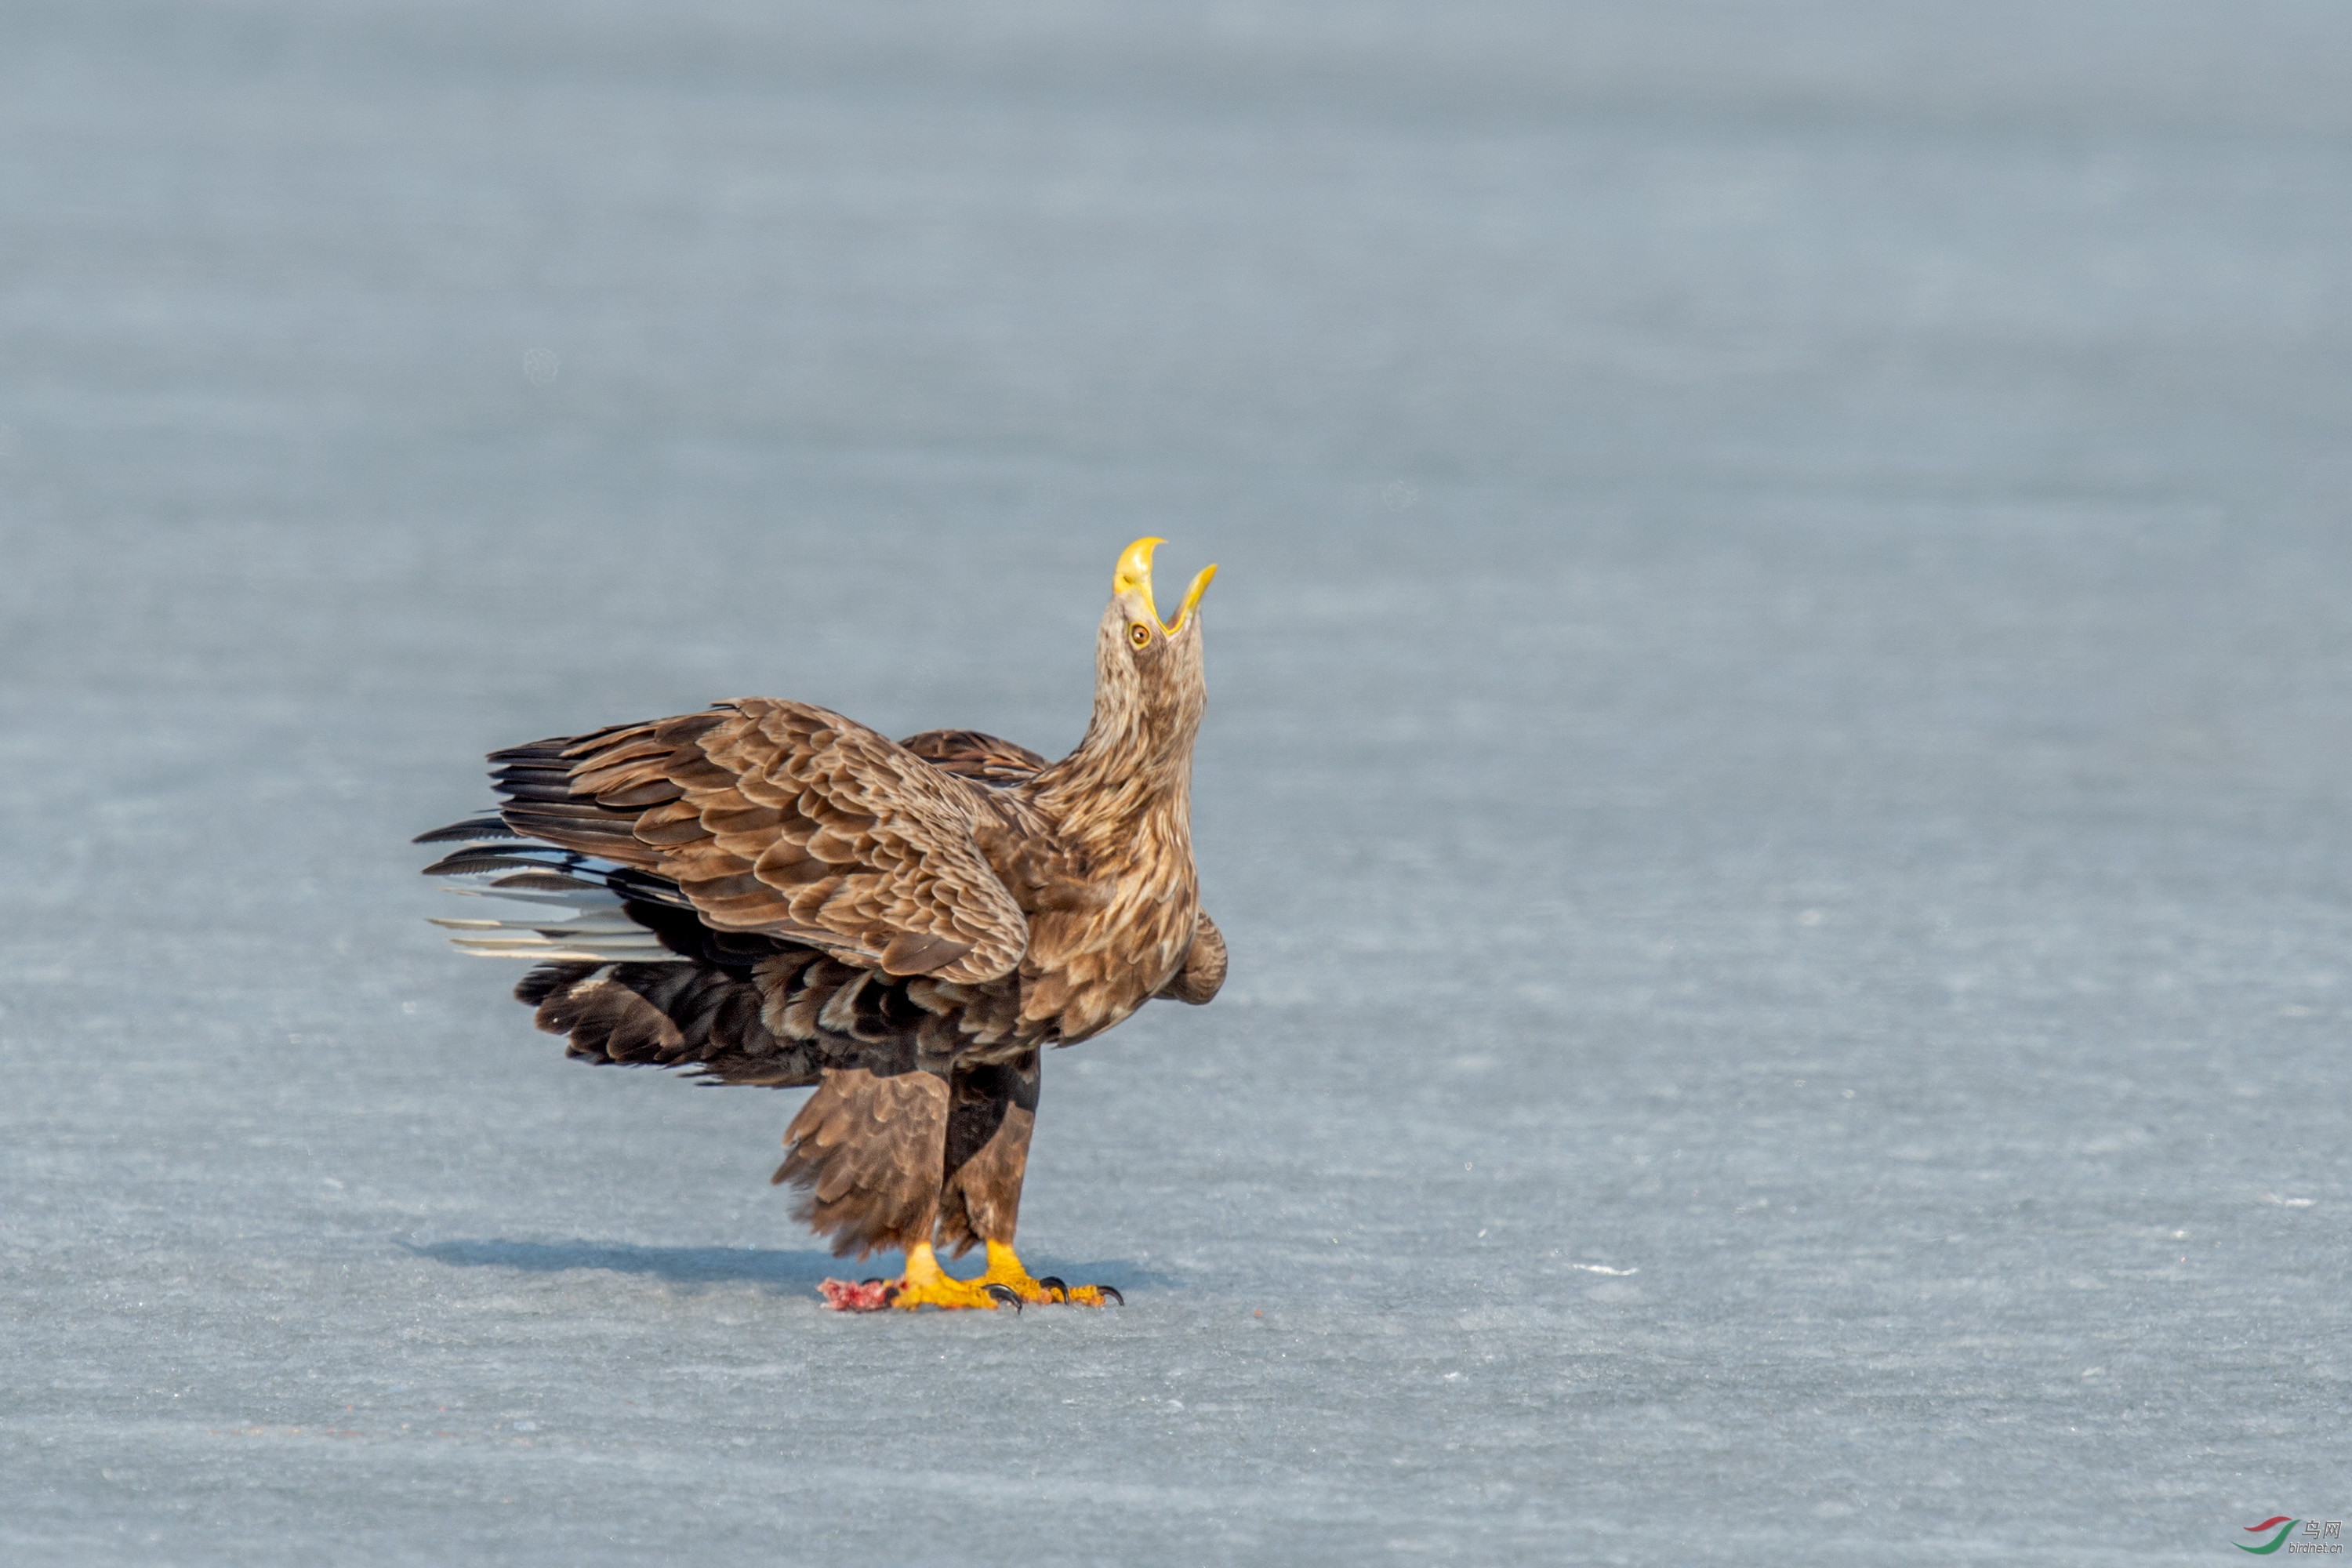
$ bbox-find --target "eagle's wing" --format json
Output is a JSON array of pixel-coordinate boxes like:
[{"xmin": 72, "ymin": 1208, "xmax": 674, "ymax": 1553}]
[
  {"xmin": 1156, "ymin": 910, "xmax": 1226, "ymax": 1004},
  {"xmin": 488, "ymin": 699, "xmax": 1029, "ymax": 985},
  {"xmin": 895, "ymin": 728, "xmax": 1051, "ymax": 785}
]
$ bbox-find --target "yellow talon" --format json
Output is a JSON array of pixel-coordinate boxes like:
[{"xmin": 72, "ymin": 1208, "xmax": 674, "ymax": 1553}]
[
  {"xmin": 838, "ymin": 1242, "xmax": 1122, "ymax": 1311},
  {"xmin": 978, "ymin": 1240, "xmax": 1123, "ymax": 1307},
  {"xmin": 888, "ymin": 1243, "xmax": 1017, "ymax": 1310}
]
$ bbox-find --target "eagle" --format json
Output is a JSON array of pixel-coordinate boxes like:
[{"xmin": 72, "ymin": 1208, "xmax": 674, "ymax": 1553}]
[{"xmin": 415, "ymin": 539, "xmax": 1223, "ymax": 1311}]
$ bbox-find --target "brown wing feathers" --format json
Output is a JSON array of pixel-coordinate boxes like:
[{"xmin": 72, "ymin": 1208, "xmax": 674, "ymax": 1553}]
[
  {"xmin": 493, "ymin": 716, "xmax": 712, "ymax": 869},
  {"xmin": 503, "ymin": 702, "xmax": 1029, "ymax": 985},
  {"xmin": 895, "ymin": 729, "xmax": 1051, "ymax": 786}
]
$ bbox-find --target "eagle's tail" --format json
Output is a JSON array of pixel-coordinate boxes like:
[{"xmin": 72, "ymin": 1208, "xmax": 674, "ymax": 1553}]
[
  {"xmin": 415, "ymin": 813, "xmax": 691, "ymax": 964},
  {"xmin": 416, "ymin": 812, "xmax": 824, "ymax": 1085}
]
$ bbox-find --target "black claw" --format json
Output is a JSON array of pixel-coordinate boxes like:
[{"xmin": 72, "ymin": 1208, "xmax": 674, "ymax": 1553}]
[
  {"xmin": 982, "ymin": 1283, "xmax": 1023, "ymax": 1312},
  {"xmin": 1094, "ymin": 1284, "xmax": 1125, "ymax": 1306},
  {"xmin": 881, "ymin": 1283, "xmax": 901, "ymax": 1304},
  {"xmin": 1036, "ymin": 1276, "xmax": 1068, "ymax": 1301}
]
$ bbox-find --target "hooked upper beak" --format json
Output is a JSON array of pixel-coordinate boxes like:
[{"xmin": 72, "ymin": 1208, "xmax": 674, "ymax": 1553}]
[{"xmin": 1113, "ymin": 537, "xmax": 1218, "ymax": 635}]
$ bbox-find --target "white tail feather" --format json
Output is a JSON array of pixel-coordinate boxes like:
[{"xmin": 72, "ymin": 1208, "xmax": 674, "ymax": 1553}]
[
  {"xmin": 430, "ymin": 873, "xmax": 688, "ymax": 963},
  {"xmin": 447, "ymin": 935, "xmax": 682, "ymax": 961},
  {"xmin": 454, "ymin": 945, "xmax": 673, "ymax": 963},
  {"xmin": 430, "ymin": 916, "xmax": 649, "ymax": 935}
]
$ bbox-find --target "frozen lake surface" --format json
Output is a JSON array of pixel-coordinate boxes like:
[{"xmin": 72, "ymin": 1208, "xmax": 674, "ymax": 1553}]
[{"xmin": 3, "ymin": 2, "xmax": 2349, "ymax": 1562}]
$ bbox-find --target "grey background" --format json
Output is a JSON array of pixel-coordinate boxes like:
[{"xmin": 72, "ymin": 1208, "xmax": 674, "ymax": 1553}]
[{"xmin": 3, "ymin": 2, "xmax": 2348, "ymax": 1562}]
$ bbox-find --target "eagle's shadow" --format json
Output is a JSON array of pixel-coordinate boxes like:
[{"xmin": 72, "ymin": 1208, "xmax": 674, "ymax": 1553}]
[{"xmin": 402, "ymin": 1238, "xmax": 1174, "ymax": 1294}]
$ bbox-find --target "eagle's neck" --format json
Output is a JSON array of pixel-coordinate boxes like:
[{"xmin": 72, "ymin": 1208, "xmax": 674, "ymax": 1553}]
[
  {"xmin": 1027, "ymin": 619, "xmax": 1200, "ymax": 869},
  {"xmin": 1033, "ymin": 710, "xmax": 1194, "ymax": 868}
]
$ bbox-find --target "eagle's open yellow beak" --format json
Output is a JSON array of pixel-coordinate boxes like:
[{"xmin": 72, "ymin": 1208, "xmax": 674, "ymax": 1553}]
[{"xmin": 1113, "ymin": 536, "xmax": 1218, "ymax": 635}]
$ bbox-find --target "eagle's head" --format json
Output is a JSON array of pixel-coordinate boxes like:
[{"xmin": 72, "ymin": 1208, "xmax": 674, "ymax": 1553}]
[
  {"xmin": 1020, "ymin": 537, "xmax": 1219, "ymax": 850},
  {"xmin": 1098, "ymin": 535, "xmax": 1215, "ymax": 751}
]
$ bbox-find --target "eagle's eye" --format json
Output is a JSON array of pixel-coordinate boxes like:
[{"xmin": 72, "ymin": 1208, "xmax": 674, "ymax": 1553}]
[{"xmin": 1129, "ymin": 622, "xmax": 1152, "ymax": 648}]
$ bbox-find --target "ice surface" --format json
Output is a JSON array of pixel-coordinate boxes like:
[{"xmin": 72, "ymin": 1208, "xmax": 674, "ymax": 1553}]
[{"xmin": 2, "ymin": 2, "xmax": 2349, "ymax": 1563}]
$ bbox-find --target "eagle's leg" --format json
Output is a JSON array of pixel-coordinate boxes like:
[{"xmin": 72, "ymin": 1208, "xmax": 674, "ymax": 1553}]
[
  {"xmin": 779, "ymin": 1067, "xmax": 1016, "ymax": 1311},
  {"xmin": 938, "ymin": 1056, "xmax": 1122, "ymax": 1308}
]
